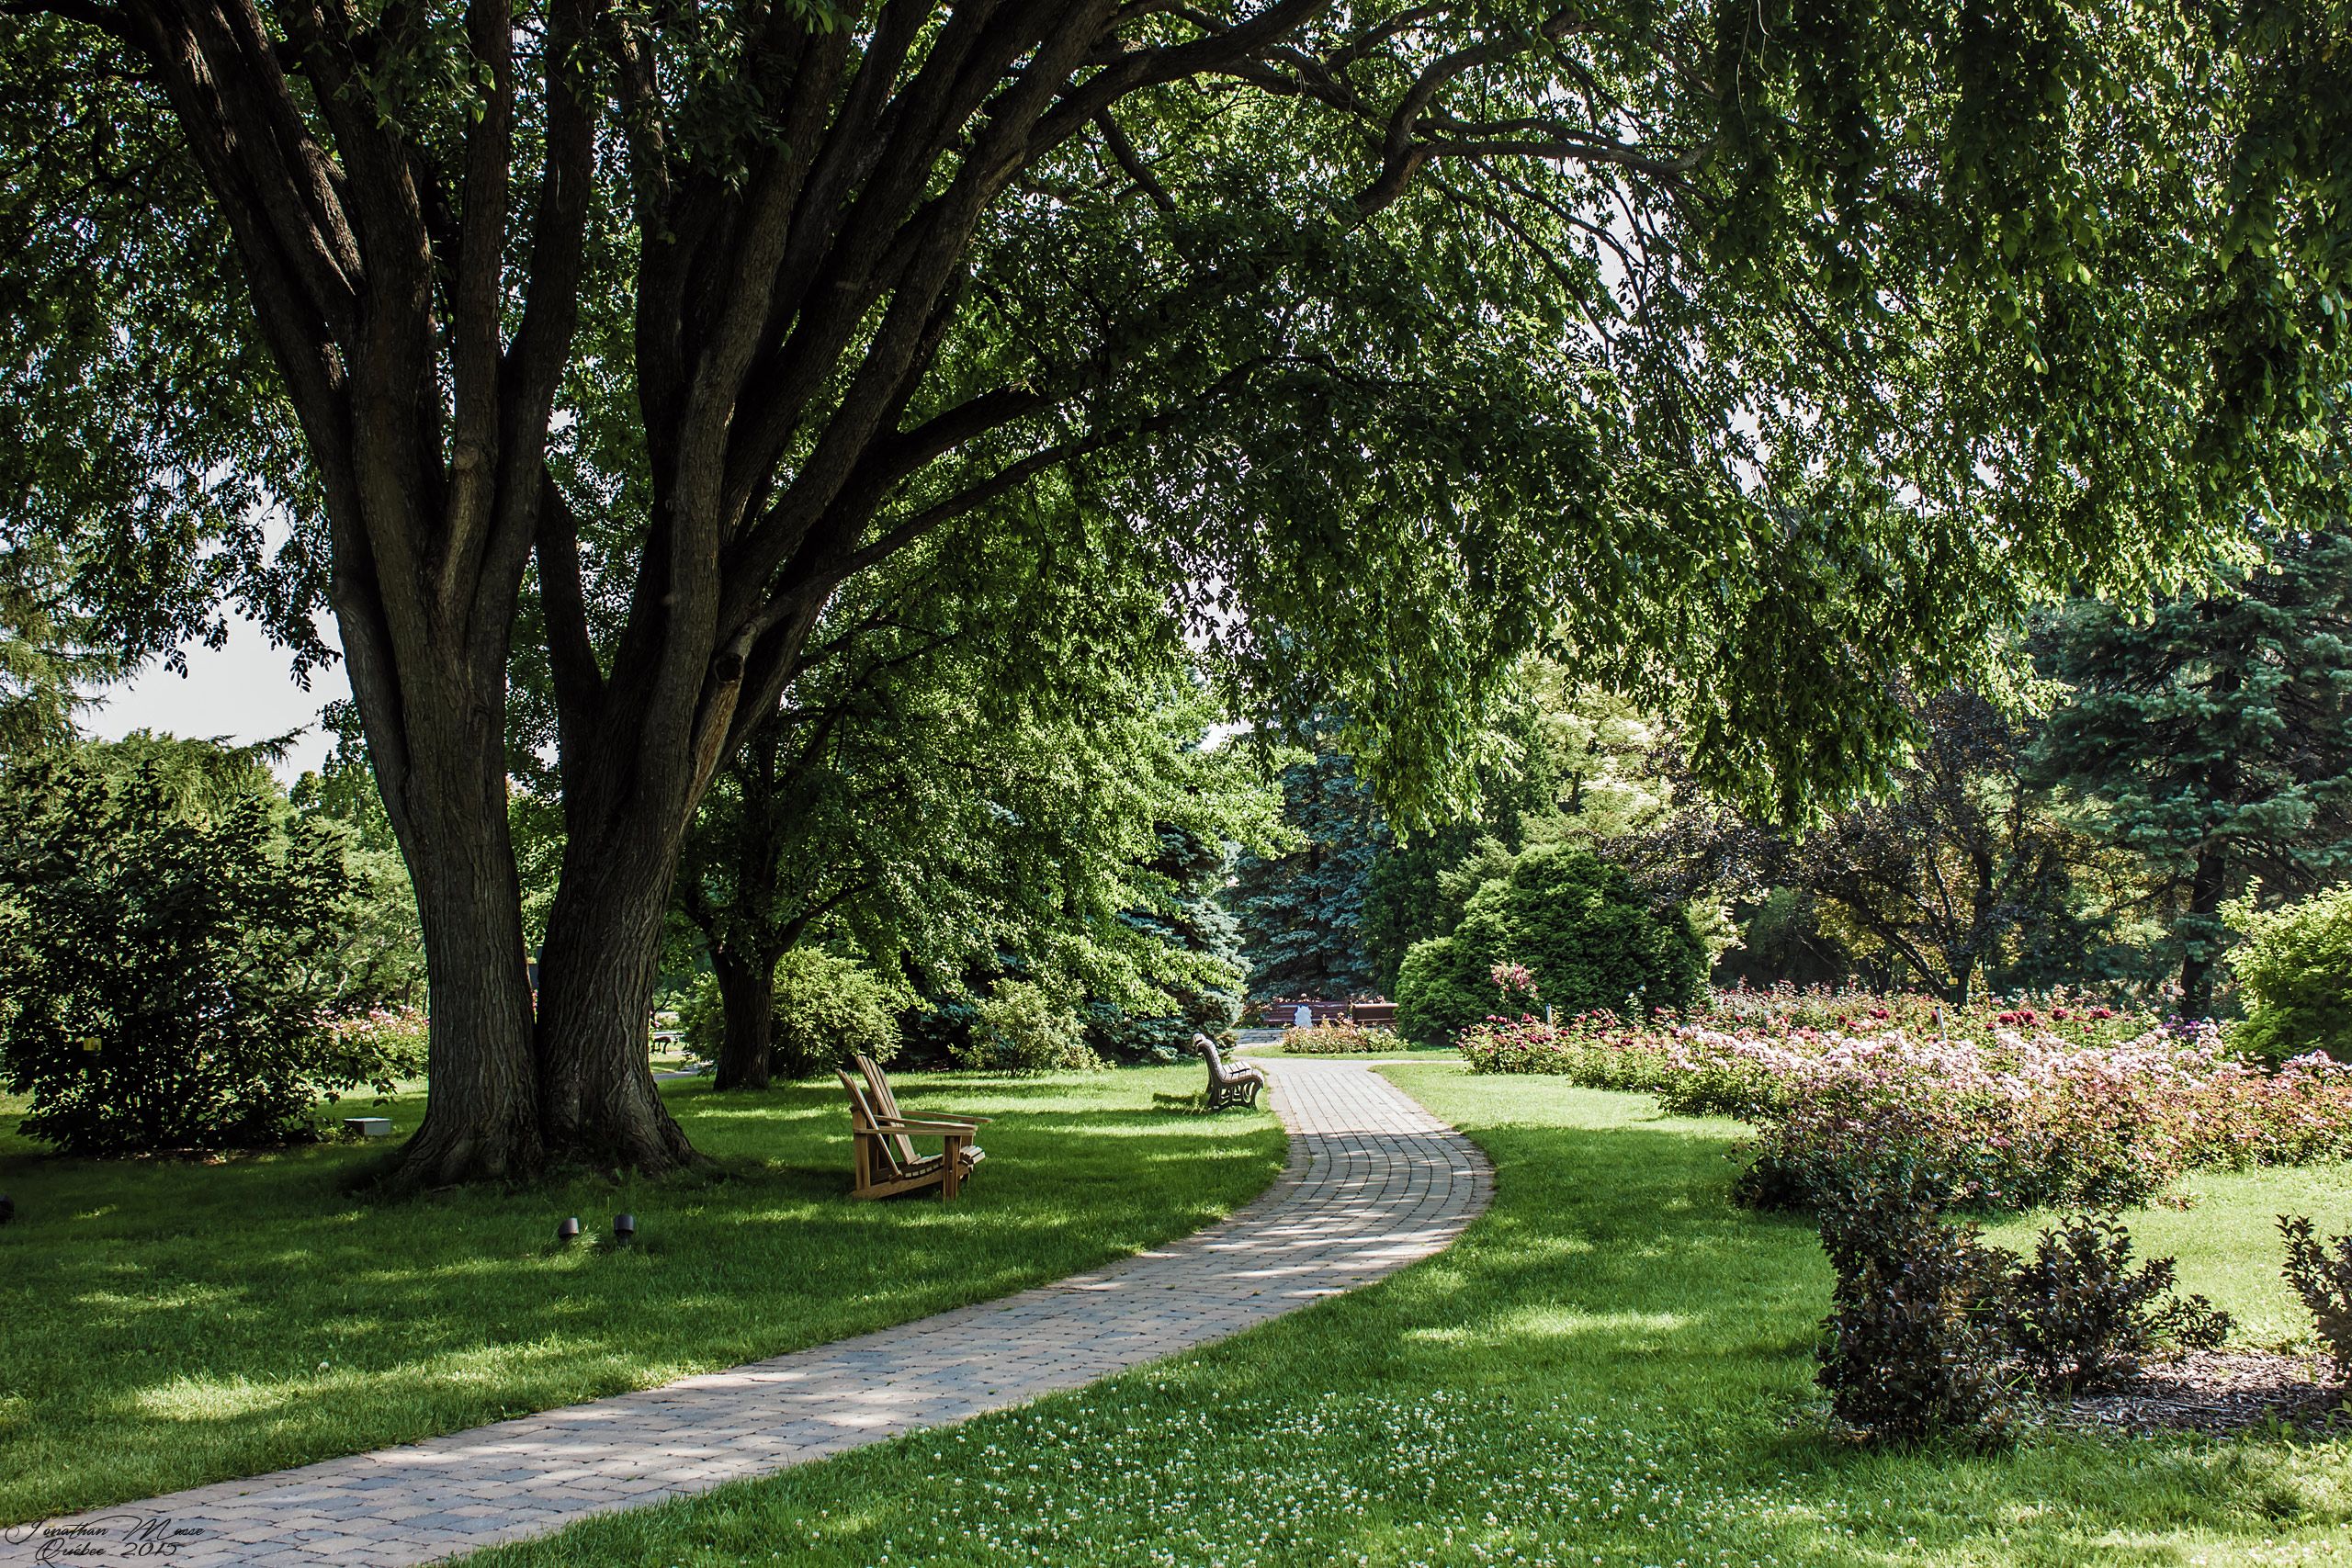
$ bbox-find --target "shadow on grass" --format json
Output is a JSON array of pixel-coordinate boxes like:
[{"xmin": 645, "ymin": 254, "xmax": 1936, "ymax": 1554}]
[{"xmin": 0, "ymin": 1065, "xmax": 1285, "ymax": 1525}]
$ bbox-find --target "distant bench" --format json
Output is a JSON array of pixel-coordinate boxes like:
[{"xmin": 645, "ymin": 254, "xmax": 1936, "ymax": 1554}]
[{"xmin": 1254, "ymin": 1000, "xmax": 1396, "ymax": 1029}]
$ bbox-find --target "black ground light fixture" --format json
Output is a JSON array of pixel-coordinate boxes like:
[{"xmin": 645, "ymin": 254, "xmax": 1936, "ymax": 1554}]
[
  {"xmin": 613, "ymin": 1213, "xmax": 637, "ymax": 1245},
  {"xmin": 0, "ymin": 1194, "xmax": 14, "ymax": 1224},
  {"xmin": 557, "ymin": 1215, "xmax": 581, "ymax": 1243}
]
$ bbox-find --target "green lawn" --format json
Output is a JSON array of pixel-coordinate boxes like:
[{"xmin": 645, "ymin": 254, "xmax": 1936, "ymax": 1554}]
[
  {"xmin": 0, "ymin": 1067, "xmax": 1285, "ymax": 1524},
  {"xmin": 471, "ymin": 1066, "xmax": 2352, "ymax": 1568}
]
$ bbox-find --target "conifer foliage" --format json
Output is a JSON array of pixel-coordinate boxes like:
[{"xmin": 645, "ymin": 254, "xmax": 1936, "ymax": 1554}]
[
  {"xmin": 1227, "ymin": 750, "xmax": 1383, "ymax": 1001},
  {"xmin": 2035, "ymin": 532, "xmax": 2352, "ymax": 1013}
]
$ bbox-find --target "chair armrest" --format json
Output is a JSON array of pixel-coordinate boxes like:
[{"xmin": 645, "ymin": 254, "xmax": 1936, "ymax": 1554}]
[{"xmin": 868, "ymin": 1118, "xmax": 991, "ymax": 1135}]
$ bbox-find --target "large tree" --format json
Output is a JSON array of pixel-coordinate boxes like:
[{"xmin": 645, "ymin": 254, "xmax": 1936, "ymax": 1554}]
[
  {"xmin": 1771, "ymin": 689, "xmax": 2109, "ymax": 1005},
  {"xmin": 671, "ymin": 533, "xmax": 1282, "ymax": 1088},
  {"xmin": 2033, "ymin": 530, "xmax": 2352, "ymax": 1014},
  {"xmin": 5, "ymin": 0, "xmax": 2343, "ymax": 1181}
]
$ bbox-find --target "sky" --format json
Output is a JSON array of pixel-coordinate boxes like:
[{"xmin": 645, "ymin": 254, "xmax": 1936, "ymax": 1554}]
[{"xmin": 86, "ymin": 615, "xmax": 352, "ymax": 780}]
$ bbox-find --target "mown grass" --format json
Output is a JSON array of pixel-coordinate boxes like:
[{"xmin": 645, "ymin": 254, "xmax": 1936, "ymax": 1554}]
[
  {"xmin": 472, "ymin": 1066, "xmax": 2352, "ymax": 1568},
  {"xmin": 0, "ymin": 1067, "xmax": 1284, "ymax": 1524}
]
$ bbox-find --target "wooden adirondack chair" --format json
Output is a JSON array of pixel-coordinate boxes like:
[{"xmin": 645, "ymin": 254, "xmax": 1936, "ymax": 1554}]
[
  {"xmin": 837, "ymin": 1053, "xmax": 990, "ymax": 1200},
  {"xmin": 1194, "ymin": 1032, "xmax": 1265, "ymax": 1111}
]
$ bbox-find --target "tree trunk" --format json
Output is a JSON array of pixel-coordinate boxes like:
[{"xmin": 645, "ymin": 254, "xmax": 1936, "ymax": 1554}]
[
  {"xmin": 2177, "ymin": 841, "xmax": 2230, "ymax": 1018},
  {"xmin": 534, "ymin": 816, "xmax": 701, "ymax": 1171},
  {"xmin": 368, "ymin": 676, "xmax": 542, "ymax": 1189},
  {"xmin": 711, "ymin": 945, "xmax": 777, "ymax": 1090}
]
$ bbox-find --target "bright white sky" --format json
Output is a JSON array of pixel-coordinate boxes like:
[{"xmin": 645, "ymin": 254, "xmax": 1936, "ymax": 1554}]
[{"xmin": 86, "ymin": 615, "xmax": 351, "ymax": 780}]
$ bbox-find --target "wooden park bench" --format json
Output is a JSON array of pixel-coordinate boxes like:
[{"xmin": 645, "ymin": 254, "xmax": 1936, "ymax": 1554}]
[
  {"xmin": 837, "ymin": 1052, "xmax": 990, "ymax": 1201},
  {"xmin": 1194, "ymin": 1032, "xmax": 1266, "ymax": 1111}
]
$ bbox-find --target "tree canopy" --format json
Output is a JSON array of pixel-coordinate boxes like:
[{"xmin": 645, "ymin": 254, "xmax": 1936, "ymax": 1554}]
[{"xmin": 666, "ymin": 528, "xmax": 1284, "ymax": 1084}]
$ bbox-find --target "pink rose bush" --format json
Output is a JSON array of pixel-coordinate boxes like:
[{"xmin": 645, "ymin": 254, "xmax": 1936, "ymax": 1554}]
[{"xmin": 1460, "ymin": 987, "xmax": 2352, "ymax": 1212}]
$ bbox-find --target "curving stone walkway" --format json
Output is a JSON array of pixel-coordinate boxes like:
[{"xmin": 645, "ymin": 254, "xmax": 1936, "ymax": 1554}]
[{"xmin": 5, "ymin": 1059, "xmax": 1488, "ymax": 1568}]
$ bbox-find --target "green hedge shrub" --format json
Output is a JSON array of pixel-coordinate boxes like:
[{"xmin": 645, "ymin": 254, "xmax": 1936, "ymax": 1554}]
[
  {"xmin": 2228, "ymin": 887, "xmax": 2352, "ymax": 1062},
  {"xmin": 1394, "ymin": 848, "xmax": 1706, "ymax": 1045},
  {"xmin": 682, "ymin": 948, "xmax": 902, "ymax": 1079},
  {"xmin": 0, "ymin": 748, "xmax": 359, "ymax": 1153},
  {"xmin": 1394, "ymin": 937, "xmax": 1491, "ymax": 1046},
  {"xmin": 952, "ymin": 979, "xmax": 1103, "ymax": 1074},
  {"xmin": 770, "ymin": 949, "xmax": 902, "ymax": 1078}
]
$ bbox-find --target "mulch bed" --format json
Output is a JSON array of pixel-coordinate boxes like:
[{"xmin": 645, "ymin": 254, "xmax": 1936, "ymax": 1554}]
[{"xmin": 2064, "ymin": 1350, "xmax": 2350, "ymax": 1437}]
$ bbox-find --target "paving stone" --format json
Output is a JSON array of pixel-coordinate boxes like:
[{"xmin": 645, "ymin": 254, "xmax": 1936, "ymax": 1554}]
[{"xmin": 8, "ymin": 1060, "xmax": 1487, "ymax": 1568}]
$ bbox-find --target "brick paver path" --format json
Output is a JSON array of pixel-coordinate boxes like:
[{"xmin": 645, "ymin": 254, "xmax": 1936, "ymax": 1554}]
[{"xmin": 7, "ymin": 1059, "xmax": 1488, "ymax": 1567}]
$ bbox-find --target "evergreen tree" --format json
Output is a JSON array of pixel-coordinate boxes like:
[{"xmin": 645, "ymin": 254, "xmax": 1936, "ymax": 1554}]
[
  {"xmin": 1227, "ymin": 750, "xmax": 1383, "ymax": 1000},
  {"xmin": 1088, "ymin": 824, "xmax": 1249, "ymax": 1059},
  {"xmin": 2034, "ymin": 533, "xmax": 2352, "ymax": 1014},
  {"xmin": 1363, "ymin": 825, "xmax": 1484, "ymax": 998},
  {"xmin": 0, "ymin": 537, "xmax": 123, "ymax": 759}
]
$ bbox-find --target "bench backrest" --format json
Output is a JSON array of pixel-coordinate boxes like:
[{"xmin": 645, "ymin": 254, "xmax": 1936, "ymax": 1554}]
[{"xmin": 1193, "ymin": 1032, "xmax": 1246, "ymax": 1085}]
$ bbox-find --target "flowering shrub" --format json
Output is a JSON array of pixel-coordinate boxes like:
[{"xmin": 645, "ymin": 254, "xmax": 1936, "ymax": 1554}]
[
  {"xmin": 1280, "ymin": 1020, "xmax": 1405, "ymax": 1055},
  {"xmin": 1693, "ymin": 983, "xmax": 2157, "ymax": 1049},
  {"xmin": 1463, "ymin": 986, "xmax": 2352, "ymax": 1213},
  {"xmin": 324, "ymin": 1006, "xmax": 430, "ymax": 1089},
  {"xmin": 1489, "ymin": 962, "xmax": 1538, "ymax": 1002}
]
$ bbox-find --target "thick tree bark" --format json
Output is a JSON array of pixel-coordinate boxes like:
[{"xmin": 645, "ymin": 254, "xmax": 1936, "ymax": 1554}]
[
  {"xmin": 534, "ymin": 815, "xmax": 700, "ymax": 1171},
  {"xmin": 710, "ymin": 945, "xmax": 779, "ymax": 1090},
  {"xmin": 368, "ymin": 668, "xmax": 540, "ymax": 1186}
]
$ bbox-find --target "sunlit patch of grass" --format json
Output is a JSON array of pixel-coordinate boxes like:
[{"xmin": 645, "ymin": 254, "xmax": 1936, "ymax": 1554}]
[
  {"xmin": 474, "ymin": 1068, "xmax": 2352, "ymax": 1568},
  {"xmin": 0, "ymin": 1066, "xmax": 1283, "ymax": 1523}
]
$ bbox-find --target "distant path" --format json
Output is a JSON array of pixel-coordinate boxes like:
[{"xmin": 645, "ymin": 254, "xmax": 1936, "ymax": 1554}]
[{"xmin": 5, "ymin": 1059, "xmax": 1490, "ymax": 1568}]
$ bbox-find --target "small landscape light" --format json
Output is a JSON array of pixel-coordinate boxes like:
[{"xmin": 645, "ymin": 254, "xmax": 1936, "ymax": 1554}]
[
  {"xmin": 557, "ymin": 1215, "xmax": 581, "ymax": 1243},
  {"xmin": 613, "ymin": 1212, "xmax": 637, "ymax": 1245}
]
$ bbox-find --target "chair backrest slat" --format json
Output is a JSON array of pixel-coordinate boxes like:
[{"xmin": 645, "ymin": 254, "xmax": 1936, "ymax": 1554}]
[
  {"xmin": 837, "ymin": 1070, "xmax": 907, "ymax": 1179},
  {"xmin": 853, "ymin": 1053, "xmax": 922, "ymax": 1169}
]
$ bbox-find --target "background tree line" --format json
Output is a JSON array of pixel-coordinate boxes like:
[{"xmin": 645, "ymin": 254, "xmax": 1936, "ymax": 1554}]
[{"xmin": 1228, "ymin": 525, "xmax": 2352, "ymax": 1042}]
